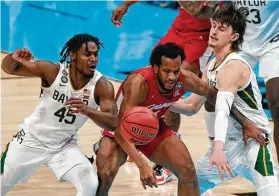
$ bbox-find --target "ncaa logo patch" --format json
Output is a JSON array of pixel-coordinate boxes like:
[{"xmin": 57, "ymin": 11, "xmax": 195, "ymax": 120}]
[
  {"xmin": 176, "ymin": 82, "xmax": 183, "ymax": 89},
  {"xmin": 62, "ymin": 69, "xmax": 68, "ymax": 76},
  {"xmin": 61, "ymin": 76, "xmax": 68, "ymax": 83}
]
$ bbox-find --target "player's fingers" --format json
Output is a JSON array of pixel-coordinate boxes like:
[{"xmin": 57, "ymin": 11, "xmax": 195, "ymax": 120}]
[
  {"xmin": 111, "ymin": 11, "xmax": 120, "ymax": 24},
  {"xmin": 67, "ymin": 104, "xmax": 82, "ymax": 108},
  {"xmin": 153, "ymin": 172, "xmax": 158, "ymax": 188},
  {"xmin": 148, "ymin": 176, "xmax": 157, "ymax": 188},
  {"xmin": 144, "ymin": 179, "xmax": 153, "ymax": 188},
  {"xmin": 225, "ymin": 163, "xmax": 234, "ymax": 178},
  {"xmin": 243, "ymin": 134, "xmax": 248, "ymax": 145},
  {"xmin": 65, "ymin": 99, "xmax": 82, "ymax": 105},
  {"xmin": 208, "ymin": 160, "xmax": 213, "ymax": 171},
  {"xmin": 141, "ymin": 181, "xmax": 146, "ymax": 190},
  {"xmin": 217, "ymin": 166, "xmax": 224, "ymax": 181},
  {"xmin": 222, "ymin": 166, "xmax": 230, "ymax": 180},
  {"xmin": 258, "ymin": 134, "xmax": 265, "ymax": 146},
  {"xmin": 17, "ymin": 50, "xmax": 24, "ymax": 58}
]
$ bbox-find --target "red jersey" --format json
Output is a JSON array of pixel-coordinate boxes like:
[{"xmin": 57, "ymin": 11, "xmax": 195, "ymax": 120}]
[
  {"xmin": 172, "ymin": 8, "xmax": 211, "ymax": 33},
  {"xmin": 115, "ymin": 66, "xmax": 185, "ymax": 118}
]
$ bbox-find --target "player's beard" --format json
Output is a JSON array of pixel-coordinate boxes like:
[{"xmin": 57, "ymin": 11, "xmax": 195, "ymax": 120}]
[{"xmin": 156, "ymin": 74, "xmax": 173, "ymax": 94}]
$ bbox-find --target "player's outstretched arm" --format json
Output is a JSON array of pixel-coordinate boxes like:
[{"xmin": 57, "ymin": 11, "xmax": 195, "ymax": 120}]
[
  {"xmin": 89, "ymin": 77, "xmax": 118, "ymax": 130},
  {"xmin": 170, "ymin": 73, "xmax": 208, "ymax": 115},
  {"xmin": 209, "ymin": 62, "xmax": 242, "ymax": 181},
  {"xmin": 181, "ymin": 69, "xmax": 217, "ymax": 100},
  {"xmin": 1, "ymin": 48, "xmax": 58, "ymax": 84},
  {"xmin": 169, "ymin": 94, "xmax": 205, "ymax": 116},
  {"xmin": 114, "ymin": 73, "xmax": 157, "ymax": 189},
  {"xmin": 111, "ymin": 0, "xmax": 140, "ymax": 26},
  {"xmin": 65, "ymin": 77, "xmax": 118, "ymax": 131}
]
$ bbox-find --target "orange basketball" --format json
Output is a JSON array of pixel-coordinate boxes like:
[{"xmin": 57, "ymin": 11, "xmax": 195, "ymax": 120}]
[{"xmin": 121, "ymin": 106, "xmax": 159, "ymax": 145}]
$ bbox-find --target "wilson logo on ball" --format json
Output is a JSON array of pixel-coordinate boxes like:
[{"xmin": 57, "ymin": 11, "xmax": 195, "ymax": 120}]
[{"xmin": 131, "ymin": 126, "xmax": 155, "ymax": 138}]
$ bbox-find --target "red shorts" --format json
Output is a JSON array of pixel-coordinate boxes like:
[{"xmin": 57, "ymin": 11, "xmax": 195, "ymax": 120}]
[
  {"xmin": 102, "ymin": 118, "xmax": 174, "ymax": 158},
  {"xmin": 156, "ymin": 26, "xmax": 209, "ymax": 66}
]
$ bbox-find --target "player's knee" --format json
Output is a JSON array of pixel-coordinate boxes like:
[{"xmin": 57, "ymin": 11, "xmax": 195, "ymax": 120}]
[
  {"xmin": 96, "ymin": 151, "xmax": 120, "ymax": 187},
  {"xmin": 177, "ymin": 162, "xmax": 197, "ymax": 183},
  {"xmin": 97, "ymin": 165, "xmax": 118, "ymax": 186},
  {"xmin": 78, "ymin": 167, "xmax": 99, "ymax": 196}
]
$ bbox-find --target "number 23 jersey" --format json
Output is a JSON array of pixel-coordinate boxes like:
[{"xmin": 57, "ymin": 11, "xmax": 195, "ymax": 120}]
[
  {"xmin": 20, "ymin": 62, "xmax": 102, "ymax": 149},
  {"xmin": 234, "ymin": 0, "xmax": 279, "ymax": 55}
]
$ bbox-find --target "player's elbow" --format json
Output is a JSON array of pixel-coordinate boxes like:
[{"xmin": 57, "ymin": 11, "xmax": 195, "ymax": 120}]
[
  {"xmin": 185, "ymin": 104, "xmax": 200, "ymax": 116},
  {"xmin": 107, "ymin": 117, "xmax": 118, "ymax": 131},
  {"xmin": 1, "ymin": 54, "xmax": 14, "ymax": 74}
]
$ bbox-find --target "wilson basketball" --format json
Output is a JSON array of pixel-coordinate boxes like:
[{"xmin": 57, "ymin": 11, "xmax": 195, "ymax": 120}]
[{"xmin": 121, "ymin": 106, "xmax": 159, "ymax": 145}]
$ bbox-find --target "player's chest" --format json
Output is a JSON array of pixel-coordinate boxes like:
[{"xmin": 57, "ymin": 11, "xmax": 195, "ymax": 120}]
[
  {"xmin": 43, "ymin": 85, "xmax": 94, "ymax": 107},
  {"xmin": 207, "ymin": 70, "xmax": 219, "ymax": 90}
]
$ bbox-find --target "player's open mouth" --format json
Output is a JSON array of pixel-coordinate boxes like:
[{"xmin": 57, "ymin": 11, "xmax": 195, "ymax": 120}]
[{"xmin": 88, "ymin": 65, "xmax": 96, "ymax": 71}]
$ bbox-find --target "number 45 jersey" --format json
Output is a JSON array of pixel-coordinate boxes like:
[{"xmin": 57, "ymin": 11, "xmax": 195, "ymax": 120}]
[
  {"xmin": 20, "ymin": 62, "xmax": 102, "ymax": 149},
  {"xmin": 234, "ymin": 0, "xmax": 279, "ymax": 55}
]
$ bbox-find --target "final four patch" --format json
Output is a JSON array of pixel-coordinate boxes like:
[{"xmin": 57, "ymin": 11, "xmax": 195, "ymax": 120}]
[{"xmin": 61, "ymin": 76, "xmax": 68, "ymax": 83}]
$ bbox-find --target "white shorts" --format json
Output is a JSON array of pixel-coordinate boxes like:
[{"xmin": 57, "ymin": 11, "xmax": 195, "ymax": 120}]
[
  {"xmin": 239, "ymin": 46, "xmax": 279, "ymax": 83},
  {"xmin": 196, "ymin": 118, "xmax": 279, "ymax": 196},
  {"xmin": 1, "ymin": 129, "xmax": 95, "ymax": 185}
]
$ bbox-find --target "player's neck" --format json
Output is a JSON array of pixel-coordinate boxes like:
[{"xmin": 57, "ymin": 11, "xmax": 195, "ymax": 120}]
[
  {"xmin": 69, "ymin": 65, "xmax": 90, "ymax": 90},
  {"xmin": 214, "ymin": 45, "xmax": 232, "ymax": 65}
]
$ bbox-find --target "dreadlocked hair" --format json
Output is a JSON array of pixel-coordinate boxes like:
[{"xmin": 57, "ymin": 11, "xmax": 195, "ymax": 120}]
[
  {"xmin": 59, "ymin": 33, "xmax": 104, "ymax": 63},
  {"xmin": 212, "ymin": 2, "xmax": 247, "ymax": 52}
]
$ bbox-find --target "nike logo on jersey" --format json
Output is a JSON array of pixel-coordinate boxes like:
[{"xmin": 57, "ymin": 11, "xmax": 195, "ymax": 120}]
[{"xmin": 59, "ymin": 83, "xmax": 67, "ymax": 87}]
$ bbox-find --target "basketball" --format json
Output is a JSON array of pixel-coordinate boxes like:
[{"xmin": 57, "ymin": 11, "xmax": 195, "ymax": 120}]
[{"xmin": 121, "ymin": 106, "xmax": 159, "ymax": 145}]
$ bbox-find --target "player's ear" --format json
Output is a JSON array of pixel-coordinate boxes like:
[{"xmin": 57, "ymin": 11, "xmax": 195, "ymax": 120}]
[
  {"xmin": 69, "ymin": 51, "xmax": 76, "ymax": 61},
  {"xmin": 153, "ymin": 65, "xmax": 159, "ymax": 74},
  {"xmin": 231, "ymin": 32, "xmax": 239, "ymax": 42}
]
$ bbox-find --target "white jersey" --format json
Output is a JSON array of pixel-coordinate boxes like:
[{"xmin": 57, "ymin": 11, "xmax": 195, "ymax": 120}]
[
  {"xmin": 234, "ymin": 0, "xmax": 279, "ymax": 55},
  {"xmin": 206, "ymin": 52, "xmax": 271, "ymax": 134},
  {"xmin": 20, "ymin": 62, "xmax": 102, "ymax": 149}
]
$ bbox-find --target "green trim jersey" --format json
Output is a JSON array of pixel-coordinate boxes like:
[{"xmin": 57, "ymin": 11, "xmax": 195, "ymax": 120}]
[
  {"xmin": 20, "ymin": 62, "xmax": 102, "ymax": 149},
  {"xmin": 206, "ymin": 52, "xmax": 271, "ymax": 134},
  {"xmin": 234, "ymin": 0, "xmax": 279, "ymax": 55}
]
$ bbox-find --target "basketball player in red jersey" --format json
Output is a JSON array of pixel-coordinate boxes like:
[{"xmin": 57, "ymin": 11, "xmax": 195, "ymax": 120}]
[
  {"xmin": 94, "ymin": 43, "xmax": 263, "ymax": 196},
  {"xmin": 111, "ymin": 0, "xmax": 219, "ymax": 184}
]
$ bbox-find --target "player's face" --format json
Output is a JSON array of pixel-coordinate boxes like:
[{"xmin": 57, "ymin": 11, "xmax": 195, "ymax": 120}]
[
  {"xmin": 209, "ymin": 21, "xmax": 239, "ymax": 50},
  {"xmin": 74, "ymin": 41, "xmax": 99, "ymax": 78},
  {"xmin": 154, "ymin": 56, "xmax": 181, "ymax": 91}
]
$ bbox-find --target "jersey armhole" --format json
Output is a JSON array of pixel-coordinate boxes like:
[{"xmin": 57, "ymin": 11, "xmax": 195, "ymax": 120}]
[{"xmin": 41, "ymin": 62, "xmax": 63, "ymax": 91}]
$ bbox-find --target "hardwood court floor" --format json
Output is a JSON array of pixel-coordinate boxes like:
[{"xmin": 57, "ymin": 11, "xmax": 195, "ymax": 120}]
[{"xmin": 1, "ymin": 52, "xmax": 278, "ymax": 196}]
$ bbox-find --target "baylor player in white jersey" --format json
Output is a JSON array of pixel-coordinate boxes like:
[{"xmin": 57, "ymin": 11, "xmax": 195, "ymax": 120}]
[
  {"xmin": 170, "ymin": 4, "xmax": 278, "ymax": 195},
  {"xmin": 234, "ymin": 0, "xmax": 279, "ymax": 164},
  {"xmin": 1, "ymin": 34, "xmax": 117, "ymax": 195}
]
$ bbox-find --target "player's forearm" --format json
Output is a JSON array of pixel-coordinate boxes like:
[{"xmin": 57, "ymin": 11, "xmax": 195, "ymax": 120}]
[
  {"xmin": 1, "ymin": 54, "xmax": 21, "ymax": 74},
  {"xmin": 86, "ymin": 109, "xmax": 117, "ymax": 131},
  {"xmin": 115, "ymin": 128, "xmax": 146, "ymax": 168},
  {"xmin": 123, "ymin": 0, "xmax": 140, "ymax": 7},
  {"xmin": 170, "ymin": 96, "xmax": 204, "ymax": 116}
]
